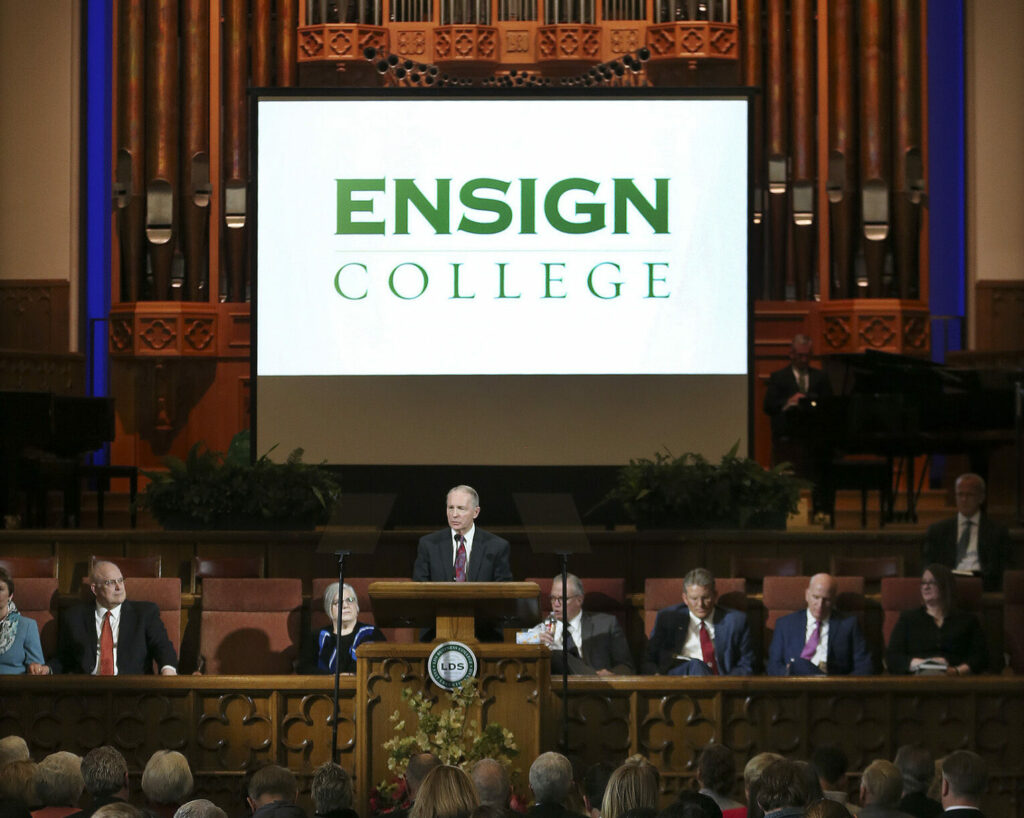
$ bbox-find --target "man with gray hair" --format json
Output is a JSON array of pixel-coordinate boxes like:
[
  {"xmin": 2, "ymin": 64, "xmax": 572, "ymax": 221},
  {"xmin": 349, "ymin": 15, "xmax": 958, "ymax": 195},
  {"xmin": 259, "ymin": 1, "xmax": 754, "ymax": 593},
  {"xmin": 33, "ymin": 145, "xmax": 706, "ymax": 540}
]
[
  {"xmin": 34, "ymin": 751, "xmax": 85, "ymax": 815},
  {"xmin": 471, "ymin": 759, "xmax": 512, "ymax": 812},
  {"xmin": 311, "ymin": 762, "xmax": 356, "ymax": 818},
  {"xmin": 858, "ymin": 760, "xmax": 913, "ymax": 818},
  {"xmin": 527, "ymin": 752, "xmax": 576, "ymax": 818},
  {"xmin": 41, "ymin": 561, "xmax": 177, "ymax": 675},
  {"xmin": 66, "ymin": 747, "xmax": 129, "ymax": 818},
  {"xmin": 0, "ymin": 735, "xmax": 30, "ymax": 765},
  {"xmin": 245, "ymin": 765, "xmax": 305, "ymax": 818},
  {"xmin": 174, "ymin": 800, "xmax": 227, "ymax": 818},
  {"xmin": 413, "ymin": 485, "xmax": 512, "ymax": 582},
  {"xmin": 643, "ymin": 568, "xmax": 754, "ymax": 675},
  {"xmin": 939, "ymin": 751, "xmax": 988, "ymax": 817},
  {"xmin": 539, "ymin": 574, "xmax": 634, "ymax": 676},
  {"xmin": 893, "ymin": 745, "xmax": 940, "ymax": 818}
]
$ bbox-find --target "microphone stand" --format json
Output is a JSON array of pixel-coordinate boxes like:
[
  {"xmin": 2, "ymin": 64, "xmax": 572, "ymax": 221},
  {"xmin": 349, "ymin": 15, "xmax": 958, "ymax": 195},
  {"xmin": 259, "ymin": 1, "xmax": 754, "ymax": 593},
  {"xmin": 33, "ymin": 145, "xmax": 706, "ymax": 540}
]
[
  {"xmin": 331, "ymin": 549, "xmax": 350, "ymax": 763},
  {"xmin": 558, "ymin": 554, "xmax": 570, "ymax": 753}
]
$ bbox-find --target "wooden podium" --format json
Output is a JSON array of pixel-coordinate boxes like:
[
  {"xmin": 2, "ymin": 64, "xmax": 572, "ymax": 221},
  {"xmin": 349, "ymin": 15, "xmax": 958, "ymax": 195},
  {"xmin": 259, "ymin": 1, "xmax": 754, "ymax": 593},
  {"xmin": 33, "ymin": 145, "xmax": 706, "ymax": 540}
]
[{"xmin": 354, "ymin": 582, "xmax": 549, "ymax": 813}]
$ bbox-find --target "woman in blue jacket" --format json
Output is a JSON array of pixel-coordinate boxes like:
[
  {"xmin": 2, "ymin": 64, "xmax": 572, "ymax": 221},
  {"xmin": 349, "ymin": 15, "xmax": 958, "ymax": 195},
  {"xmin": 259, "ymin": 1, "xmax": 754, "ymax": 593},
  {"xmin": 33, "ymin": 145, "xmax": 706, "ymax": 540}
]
[{"xmin": 0, "ymin": 566, "xmax": 45, "ymax": 674}]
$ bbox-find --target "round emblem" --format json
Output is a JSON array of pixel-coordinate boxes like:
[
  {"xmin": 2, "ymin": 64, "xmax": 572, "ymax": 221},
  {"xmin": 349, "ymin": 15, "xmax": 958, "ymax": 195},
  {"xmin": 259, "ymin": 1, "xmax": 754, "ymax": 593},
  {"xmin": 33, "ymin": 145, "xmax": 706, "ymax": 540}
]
[{"xmin": 427, "ymin": 641, "xmax": 477, "ymax": 690}]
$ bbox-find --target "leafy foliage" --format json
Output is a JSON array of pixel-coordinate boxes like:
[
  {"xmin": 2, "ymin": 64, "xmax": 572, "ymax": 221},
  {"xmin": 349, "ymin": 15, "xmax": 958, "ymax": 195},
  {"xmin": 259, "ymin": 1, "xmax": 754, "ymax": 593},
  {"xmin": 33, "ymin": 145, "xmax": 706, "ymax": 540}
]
[
  {"xmin": 373, "ymin": 679, "xmax": 518, "ymax": 810},
  {"xmin": 139, "ymin": 430, "xmax": 340, "ymax": 529},
  {"xmin": 607, "ymin": 441, "xmax": 806, "ymax": 529}
]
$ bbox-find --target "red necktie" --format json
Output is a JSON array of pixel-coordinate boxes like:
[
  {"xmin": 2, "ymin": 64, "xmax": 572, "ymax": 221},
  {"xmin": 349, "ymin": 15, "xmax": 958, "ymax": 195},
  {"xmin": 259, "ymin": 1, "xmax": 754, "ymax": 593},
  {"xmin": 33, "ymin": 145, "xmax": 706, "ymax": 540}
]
[
  {"xmin": 699, "ymin": 621, "xmax": 719, "ymax": 675},
  {"xmin": 99, "ymin": 611, "xmax": 115, "ymax": 675},
  {"xmin": 801, "ymin": 618, "xmax": 821, "ymax": 660},
  {"xmin": 454, "ymin": 534, "xmax": 467, "ymax": 582}
]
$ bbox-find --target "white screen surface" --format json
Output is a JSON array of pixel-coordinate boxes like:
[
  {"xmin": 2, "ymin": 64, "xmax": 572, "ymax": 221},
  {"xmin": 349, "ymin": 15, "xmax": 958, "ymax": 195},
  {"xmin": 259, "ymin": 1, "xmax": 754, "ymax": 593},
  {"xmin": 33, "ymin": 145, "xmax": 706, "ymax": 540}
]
[{"xmin": 254, "ymin": 92, "xmax": 750, "ymax": 465}]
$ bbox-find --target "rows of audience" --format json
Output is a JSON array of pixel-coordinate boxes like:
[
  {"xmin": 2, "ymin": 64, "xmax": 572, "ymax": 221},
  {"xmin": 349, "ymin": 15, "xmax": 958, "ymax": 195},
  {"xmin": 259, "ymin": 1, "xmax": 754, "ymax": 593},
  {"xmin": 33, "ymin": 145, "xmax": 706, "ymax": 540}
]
[{"xmin": 0, "ymin": 732, "xmax": 993, "ymax": 818}]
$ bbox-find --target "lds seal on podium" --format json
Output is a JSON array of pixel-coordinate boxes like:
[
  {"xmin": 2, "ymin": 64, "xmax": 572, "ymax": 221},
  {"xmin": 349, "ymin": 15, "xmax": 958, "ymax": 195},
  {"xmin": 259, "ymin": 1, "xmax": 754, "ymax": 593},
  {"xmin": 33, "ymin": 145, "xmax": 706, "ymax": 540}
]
[{"xmin": 427, "ymin": 641, "xmax": 477, "ymax": 690}]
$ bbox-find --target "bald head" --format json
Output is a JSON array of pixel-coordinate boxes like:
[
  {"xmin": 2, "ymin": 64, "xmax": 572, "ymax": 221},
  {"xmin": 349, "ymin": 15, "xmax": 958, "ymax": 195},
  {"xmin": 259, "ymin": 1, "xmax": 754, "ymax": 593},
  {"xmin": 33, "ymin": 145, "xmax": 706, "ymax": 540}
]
[
  {"xmin": 806, "ymin": 574, "xmax": 837, "ymax": 621},
  {"xmin": 471, "ymin": 759, "xmax": 510, "ymax": 808}
]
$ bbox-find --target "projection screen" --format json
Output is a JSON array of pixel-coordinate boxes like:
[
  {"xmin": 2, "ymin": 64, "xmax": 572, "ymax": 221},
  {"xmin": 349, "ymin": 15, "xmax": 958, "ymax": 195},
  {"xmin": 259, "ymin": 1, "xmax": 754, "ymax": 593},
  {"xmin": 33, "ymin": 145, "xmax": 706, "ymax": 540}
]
[{"xmin": 254, "ymin": 90, "xmax": 751, "ymax": 466}]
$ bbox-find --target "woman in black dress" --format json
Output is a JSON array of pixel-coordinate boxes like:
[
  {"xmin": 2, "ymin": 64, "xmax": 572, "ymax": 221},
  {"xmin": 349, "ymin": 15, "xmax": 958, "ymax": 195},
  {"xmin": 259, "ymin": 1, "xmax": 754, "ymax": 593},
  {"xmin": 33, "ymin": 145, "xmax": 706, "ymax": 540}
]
[
  {"xmin": 300, "ymin": 581, "xmax": 385, "ymax": 674},
  {"xmin": 885, "ymin": 563, "xmax": 987, "ymax": 675}
]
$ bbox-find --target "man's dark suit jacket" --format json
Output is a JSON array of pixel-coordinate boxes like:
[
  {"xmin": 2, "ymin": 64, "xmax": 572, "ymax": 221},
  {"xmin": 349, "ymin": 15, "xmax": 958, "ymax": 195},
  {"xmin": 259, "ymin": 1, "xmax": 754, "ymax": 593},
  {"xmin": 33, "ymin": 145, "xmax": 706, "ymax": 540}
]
[
  {"xmin": 412, "ymin": 528, "xmax": 513, "ymax": 582},
  {"xmin": 923, "ymin": 514, "xmax": 1010, "ymax": 591},
  {"xmin": 766, "ymin": 609, "xmax": 873, "ymax": 676},
  {"xmin": 762, "ymin": 364, "xmax": 832, "ymax": 441},
  {"xmin": 897, "ymin": 791, "xmax": 941, "ymax": 818},
  {"xmin": 940, "ymin": 809, "xmax": 985, "ymax": 817},
  {"xmin": 48, "ymin": 600, "xmax": 177, "ymax": 674},
  {"xmin": 642, "ymin": 603, "xmax": 754, "ymax": 675},
  {"xmin": 551, "ymin": 611, "xmax": 634, "ymax": 675}
]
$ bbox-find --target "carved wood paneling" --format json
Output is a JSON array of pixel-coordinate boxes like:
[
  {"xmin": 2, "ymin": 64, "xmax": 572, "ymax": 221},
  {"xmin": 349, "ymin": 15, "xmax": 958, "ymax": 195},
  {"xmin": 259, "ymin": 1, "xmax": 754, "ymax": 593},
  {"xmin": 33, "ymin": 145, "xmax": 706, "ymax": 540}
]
[
  {"xmin": 0, "ymin": 280, "xmax": 70, "ymax": 353},
  {"xmin": 976, "ymin": 280, "xmax": 1024, "ymax": 351}
]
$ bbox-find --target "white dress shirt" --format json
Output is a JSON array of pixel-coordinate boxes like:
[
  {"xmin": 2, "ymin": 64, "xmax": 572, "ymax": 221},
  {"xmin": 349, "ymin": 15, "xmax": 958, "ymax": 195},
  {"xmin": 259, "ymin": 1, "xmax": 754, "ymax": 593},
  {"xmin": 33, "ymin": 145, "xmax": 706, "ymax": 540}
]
[
  {"xmin": 551, "ymin": 611, "xmax": 584, "ymax": 661},
  {"xmin": 804, "ymin": 611, "xmax": 830, "ymax": 669},
  {"xmin": 956, "ymin": 511, "xmax": 981, "ymax": 572},
  {"xmin": 93, "ymin": 603, "xmax": 122, "ymax": 676},
  {"xmin": 451, "ymin": 525, "xmax": 476, "ymax": 569}
]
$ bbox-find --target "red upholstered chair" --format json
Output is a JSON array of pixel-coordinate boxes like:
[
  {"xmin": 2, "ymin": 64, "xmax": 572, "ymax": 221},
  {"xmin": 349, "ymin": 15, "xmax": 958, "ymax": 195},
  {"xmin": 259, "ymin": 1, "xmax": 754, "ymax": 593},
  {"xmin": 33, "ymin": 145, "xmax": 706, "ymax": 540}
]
[
  {"xmin": 311, "ymin": 577, "xmax": 415, "ymax": 643},
  {"xmin": 527, "ymin": 577, "xmax": 627, "ymax": 627},
  {"xmin": 192, "ymin": 555, "xmax": 264, "ymax": 592},
  {"xmin": 880, "ymin": 575, "xmax": 983, "ymax": 644},
  {"xmin": 1005, "ymin": 570, "xmax": 1024, "ymax": 674},
  {"xmin": 125, "ymin": 577, "xmax": 182, "ymax": 670},
  {"xmin": 199, "ymin": 578, "xmax": 303, "ymax": 674},
  {"xmin": 11, "ymin": 577, "xmax": 60, "ymax": 658},
  {"xmin": 642, "ymin": 577, "xmax": 747, "ymax": 635},
  {"xmin": 0, "ymin": 556, "xmax": 58, "ymax": 579},
  {"xmin": 91, "ymin": 554, "xmax": 162, "ymax": 577},
  {"xmin": 762, "ymin": 575, "xmax": 865, "ymax": 633}
]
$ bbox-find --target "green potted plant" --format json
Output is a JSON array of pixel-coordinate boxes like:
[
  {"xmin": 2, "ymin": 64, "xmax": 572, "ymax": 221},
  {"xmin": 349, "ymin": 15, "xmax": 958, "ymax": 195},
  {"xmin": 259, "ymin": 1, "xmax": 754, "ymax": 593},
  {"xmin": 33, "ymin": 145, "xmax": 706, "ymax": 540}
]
[
  {"xmin": 139, "ymin": 430, "xmax": 340, "ymax": 530},
  {"xmin": 607, "ymin": 442, "xmax": 804, "ymax": 530}
]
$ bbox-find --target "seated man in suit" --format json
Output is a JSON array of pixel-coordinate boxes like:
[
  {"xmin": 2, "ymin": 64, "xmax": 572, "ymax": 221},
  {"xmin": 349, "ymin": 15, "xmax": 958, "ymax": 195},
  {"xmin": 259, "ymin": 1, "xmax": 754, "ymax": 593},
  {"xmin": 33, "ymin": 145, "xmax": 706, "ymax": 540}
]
[
  {"xmin": 923, "ymin": 473, "xmax": 1010, "ymax": 592},
  {"xmin": 539, "ymin": 574, "xmax": 634, "ymax": 676},
  {"xmin": 939, "ymin": 750, "xmax": 988, "ymax": 817},
  {"xmin": 642, "ymin": 567, "xmax": 754, "ymax": 675},
  {"xmin": 413, "ymin": 485, "xmax": 513, "ymax": 583},
  {"xmin": 766, "ymin": 573, "xmax": 872, "ymax": 676},
  {"xmin": 41, "ymin": 560, "xmax": 177, "ymax": 675}
]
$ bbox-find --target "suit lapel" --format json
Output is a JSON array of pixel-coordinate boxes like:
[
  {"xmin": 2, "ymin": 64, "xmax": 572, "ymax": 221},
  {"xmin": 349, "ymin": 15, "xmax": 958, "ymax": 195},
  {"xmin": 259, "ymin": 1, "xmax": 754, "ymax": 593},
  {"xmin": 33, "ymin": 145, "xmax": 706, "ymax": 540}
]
[
  {"xmin": 117, "ymin": 603, "xmax": 135, "ymax": 672},
  {"xmin": 82, "ymin": 605, "xmax": 99, "ymax": 673},
  {"xmin": 466, "ymin": 532, "xmax": 480, "ymax": 582},
  {"xmin": 440, "ymin": 531, "xmax": 455, "ymax": 579}
]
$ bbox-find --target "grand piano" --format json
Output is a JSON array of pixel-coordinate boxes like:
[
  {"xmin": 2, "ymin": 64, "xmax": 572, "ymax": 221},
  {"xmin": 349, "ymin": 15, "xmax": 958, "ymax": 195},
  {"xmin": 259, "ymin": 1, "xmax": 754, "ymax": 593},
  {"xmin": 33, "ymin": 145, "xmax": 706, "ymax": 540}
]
[
  {"xmin": 0, "ymin": 391, "xmax": 115, "ymax": 527},
  {"xmin": 818, "ymin": 350, "xmax": 1022, "ymax": 521}
]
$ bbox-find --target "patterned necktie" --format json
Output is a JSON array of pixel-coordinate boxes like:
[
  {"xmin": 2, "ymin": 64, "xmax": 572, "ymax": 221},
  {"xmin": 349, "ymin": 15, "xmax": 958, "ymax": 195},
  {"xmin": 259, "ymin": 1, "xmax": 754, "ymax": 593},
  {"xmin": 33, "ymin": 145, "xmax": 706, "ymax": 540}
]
[
  {"xmin": 957, "ymin": 519, "xmax": 973, "ymax": 565},
  {"xmin": 800, "ymin": 618, "xmax": 821, "ymax": 660},
  {"xmin": 565, "ymin": 628, "xmax": 580, "ymax": 658},
  {"xmin": 99, "ymin": 611, "xmax": 115, "ymax": 675},
  {"xmin": 454, "ymin": 534, "xmax": 467, "ymax": 582},
  {"xmin": 699, "ymin": 621, "xmax": 719, "ymax": 675}
]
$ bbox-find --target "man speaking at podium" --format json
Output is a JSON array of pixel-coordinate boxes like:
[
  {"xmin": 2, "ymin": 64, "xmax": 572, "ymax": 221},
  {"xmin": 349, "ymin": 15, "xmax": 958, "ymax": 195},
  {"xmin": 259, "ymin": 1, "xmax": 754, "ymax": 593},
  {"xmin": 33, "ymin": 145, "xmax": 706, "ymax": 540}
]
[{"xmin": 413, "ymin": 485, "xmax": 513, "ymax": 582}]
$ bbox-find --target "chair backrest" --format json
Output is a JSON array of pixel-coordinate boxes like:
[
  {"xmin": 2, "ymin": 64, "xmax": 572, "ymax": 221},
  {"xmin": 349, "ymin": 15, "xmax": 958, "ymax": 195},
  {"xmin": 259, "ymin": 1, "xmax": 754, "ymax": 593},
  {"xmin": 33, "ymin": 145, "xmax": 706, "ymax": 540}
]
[
  {"xmin": 192, "ymin": 555, "xmax": 264, "ymax": 592},
  {"xmin": 91, "ymin": 555, "xmax": 162, "ymax": 578},
  {"xmin": 527, "ymin": 577, "xmax": 627, "ymax": 627},
  {"xmin": 830, "ymin": 554, "xmax": 904, "ymax": 581},
  {"xmin": 762, "ymin": 575, "xmax": 865, "ymax": 632},
  {"xmin": 643, "ymin": 577, "xmax": 747, "ymax": 635},
  {"xmin": 11, "ymin": 577, "xmax": 60, "ymax": 658},
  {"xmin": 1005, "ymin": 570, "xmax": 1024, "ymax": 673},
  {"xmin": 880, "ymin": 575, "xmax": 984, "ymax": 644},
  {"xmin": 730, "ymin": 555, "xmax": 803, "ymax": 582},
  {"xmin": 311, "ymin": 577, "xmax": 415, "ymax": 643},
  {"xmin": 125, "ymin": 578, "xmax": 182, "ymax": 670},
  {"xmin": 0, "ymin": 556, "xmax": 58, "ymax": 579},
  {"xmin": 200, "ymin": 578, "xmax": 303, "ymax": 674}
]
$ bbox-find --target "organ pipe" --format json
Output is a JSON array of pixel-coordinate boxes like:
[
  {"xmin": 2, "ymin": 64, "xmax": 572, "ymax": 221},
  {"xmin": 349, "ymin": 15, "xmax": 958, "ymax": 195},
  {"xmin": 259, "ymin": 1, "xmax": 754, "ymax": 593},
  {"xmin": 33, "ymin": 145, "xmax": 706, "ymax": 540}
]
[
  {"xmin": 182, "ymin": 0, "xmax": 210, "ymax": 301},
  {"xmin": 827, "ymin": 0, "xmax": 857, "ymax": 299},
  {"xmin": 115, "ymin": 0, "xmax": 145, "ymax": 302},
  {"xmin": 859, "ymin": 0, "xmax": 891, "ymax": 298},
  {"xmin": 223, "ymin": 0, "xmax": 248, "ymax": 302},
  {"xmin": 765, "ymin": 0, "xmax": 787, "ymax": 300},
  {"xmin": 893, "ymin": 0, "xmax": 923, "ymax": 299},
  {"xmin": 790, "ymin": 0, "xmax": 814, "ymax": 300}
]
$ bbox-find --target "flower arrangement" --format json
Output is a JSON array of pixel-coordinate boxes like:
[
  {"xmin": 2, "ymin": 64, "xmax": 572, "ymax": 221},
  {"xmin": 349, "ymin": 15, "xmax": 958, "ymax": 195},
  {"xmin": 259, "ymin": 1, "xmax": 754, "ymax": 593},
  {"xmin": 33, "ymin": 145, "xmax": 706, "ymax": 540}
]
[{"xmin": 371, "ymin": 678, "xmax": 518, "ymax": 813}]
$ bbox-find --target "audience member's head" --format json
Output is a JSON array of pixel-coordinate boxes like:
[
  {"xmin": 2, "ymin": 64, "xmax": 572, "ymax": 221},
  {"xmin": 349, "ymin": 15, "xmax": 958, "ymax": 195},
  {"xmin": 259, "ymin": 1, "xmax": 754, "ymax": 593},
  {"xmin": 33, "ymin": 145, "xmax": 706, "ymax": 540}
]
[
  {"xmin": 756, "ymin": 759, "xmax": 814, "ymax": 813},
  {"xmin": 174, "ymin": 800, "xmax": 228, "ymax": 818},
  {"xmin": 742, "ymin": 753, "xmax": 782, "ymax": 801},
  {"xmin": 470, "ymin": 759, "xmax": 510, "ymax": 809},
  {"xmin": 92, "ymin": 805, "xmax": 145, "ymax": 818},
  {"xmin": 696, "ymin": 745, "xmax": 736, "ymax": 798},
  {"xmin": 600, "ymin": 761, "xmax": 659, "ymax": 818},
  {"xmin": 922, "ymin": 563, "xmax": 956, "ymax": 612},
  {"xmin": 669, "ymin": 792, "xmax": 722, "ymax": 818},
  {"xmin": 582, "ymin": 761, "xmax": 617, "ymax": 817},
  {"xmin": 809, "ymin": 746, "xmax": 847, "ymax": 794},
  {"xmin": 142, "ymin": 750, "xmax": 193, "ymax": 806},
  {"xmin": 793, "ymin": 762, "xmax": 823, "ymax": 803},
  {"xmin": 81, "ymin": 747, "xmax": 128, "ymax": 799},
  {"xmin": 0, "ymin": 760, "xmax": 38, "ymax": 807},
  {"xmin": 893, "ymin": 744, "xmax": 935, "ymax": 796},
  {"xmin": 529, "ymin": 752, "xmax": 574, "ymax": 806},
  {"xmin": 0, "ymin": 736, "xmax": 30, "ymax": 766},
  {"xmin": 34, "ymin": 751, "xmax": 84, "ymax": 808},
  {"xmin": 940, "ymin": 750, "xmax": 987, "ymax": 809},
  {"xmin": 405, "ymin": 753, "xmax": 443, "ymax": 800},
  {"xmin": 802, "ymin": 799, "xmax": 850, "ymax": 818},
  {"xmin": 311, "ymin": 762, "xmax": 353, "ymax": 816},
  {"xmin": 409, "ymin": 766, "xmax": 479, "ymax": 818},
  {"xmin": 859, "ymin": 760, "xmax": 902, "ymax": 808},
  {"xmin": 246, "ymin": 765, "xmax": 298, "ymax": 809}
]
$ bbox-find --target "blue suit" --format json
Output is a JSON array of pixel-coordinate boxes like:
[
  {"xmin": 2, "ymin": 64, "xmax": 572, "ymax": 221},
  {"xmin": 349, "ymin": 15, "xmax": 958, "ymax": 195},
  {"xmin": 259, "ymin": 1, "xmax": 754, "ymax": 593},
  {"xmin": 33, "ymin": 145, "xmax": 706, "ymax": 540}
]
[
  {"xmin": 0, "ymin": 613, "xmax": 44, "ymax": 674},
  {"xmin": 643, "ymin": 604, "xmax": 754, "ymax": 675},
  {"xmin": 766, "ymin": 609, "xmax": 873, "ymax": 676}
]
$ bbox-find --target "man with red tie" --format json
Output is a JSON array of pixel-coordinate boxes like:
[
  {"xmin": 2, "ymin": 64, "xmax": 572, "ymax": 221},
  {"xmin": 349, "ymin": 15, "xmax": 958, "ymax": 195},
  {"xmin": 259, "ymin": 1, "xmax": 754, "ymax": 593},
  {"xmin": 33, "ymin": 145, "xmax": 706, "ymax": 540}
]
[
  {"xmin": 412, "ymin": 485, "xmax": 513, "ymax": 583},
  {"xmin": 642, "ymin": 568, "xmax": 754, "ymax": 676},
  {"xmin": 766, "ymin": 573, "xmax": 873, "ymax": 676},
  {"xmin": 42, "ymin": 560, "xmax": 177, "ymax": 675}
]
